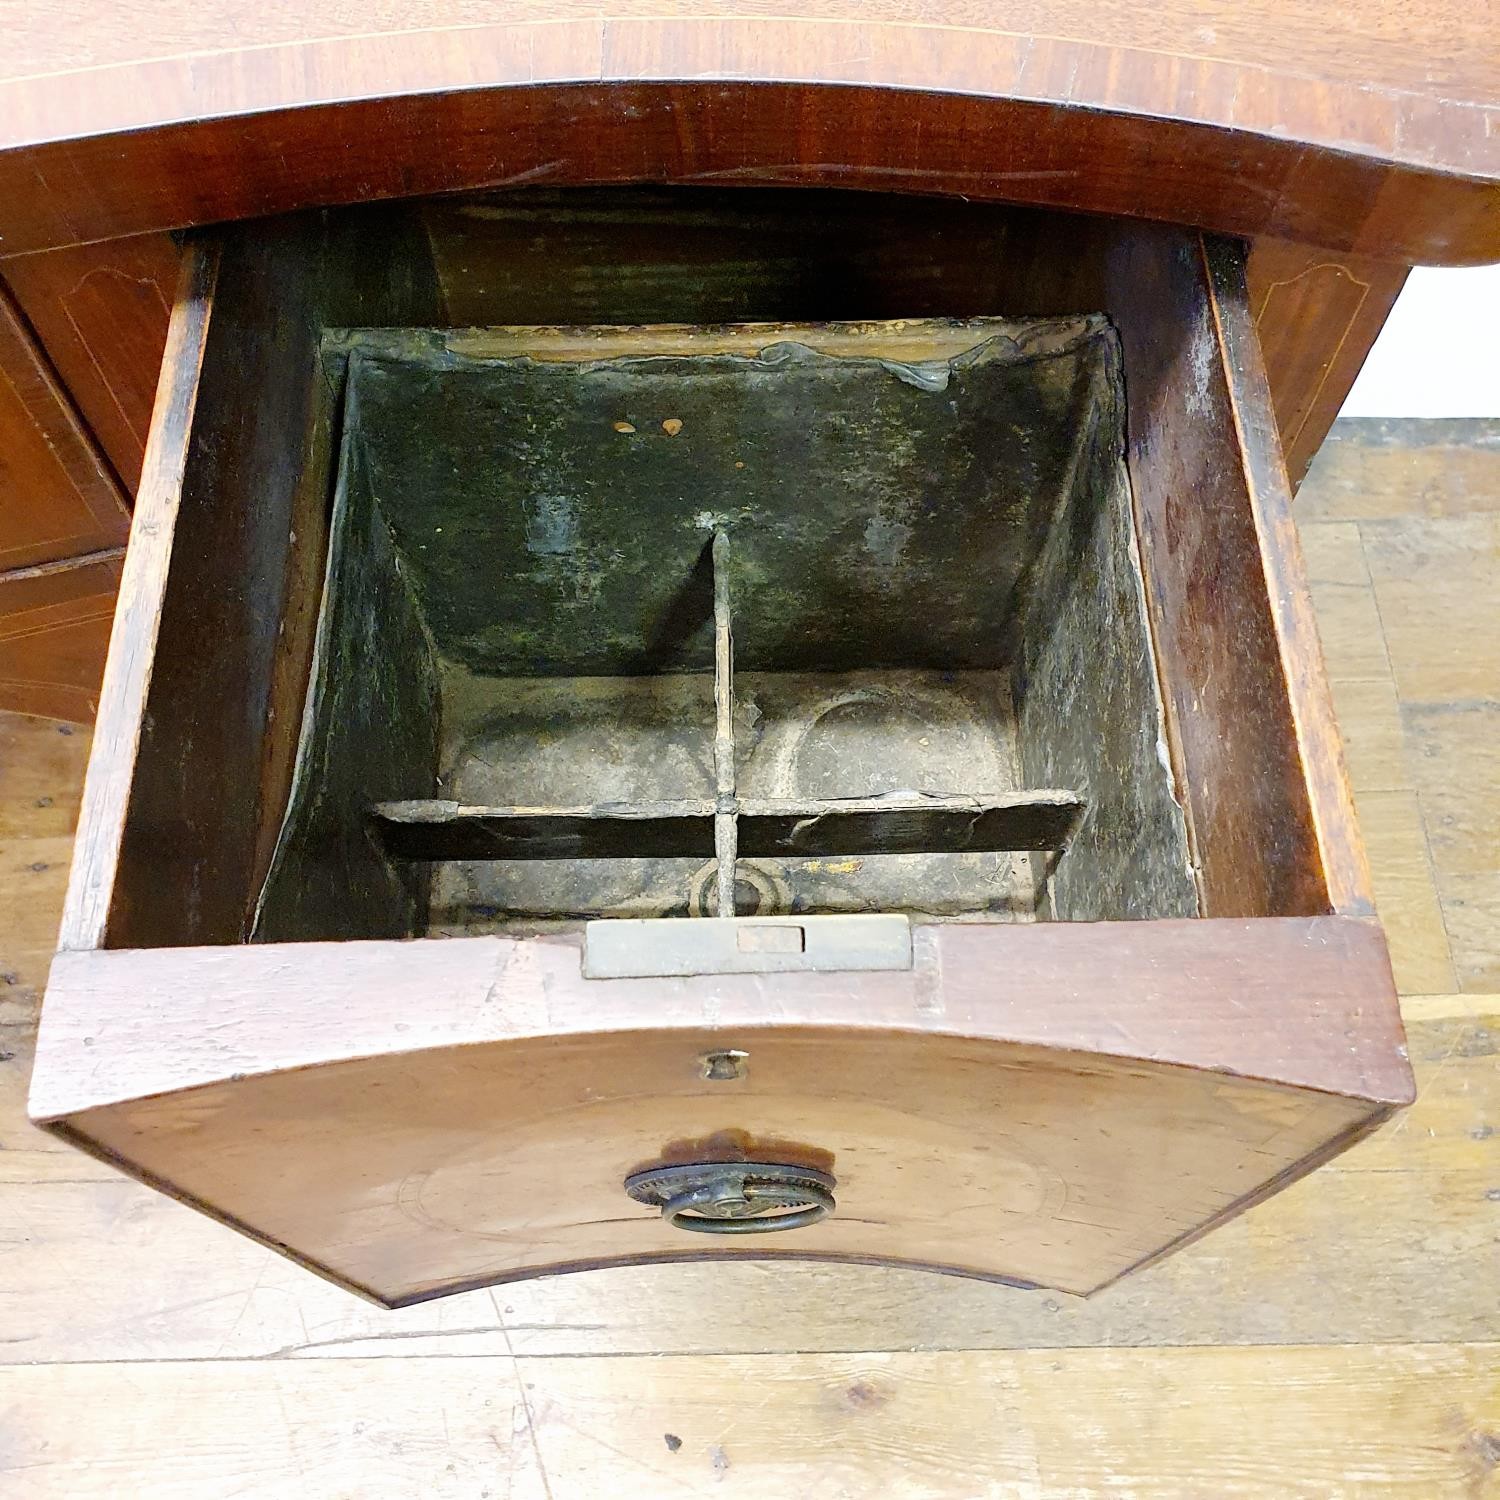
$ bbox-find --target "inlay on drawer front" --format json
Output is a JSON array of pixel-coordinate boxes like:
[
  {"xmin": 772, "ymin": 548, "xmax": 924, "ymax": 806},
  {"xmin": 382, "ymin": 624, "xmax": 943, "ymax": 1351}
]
[{"xmin": 30, "ymin": 190, "xmax": 1411, "ymax": 1307}]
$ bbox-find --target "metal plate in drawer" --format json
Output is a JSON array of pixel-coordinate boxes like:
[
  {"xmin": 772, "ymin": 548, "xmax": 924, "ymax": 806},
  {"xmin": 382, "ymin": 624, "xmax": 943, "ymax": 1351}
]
[{"xmin": 582, "ymin": 913, "xmax": 912, "ymax": 979}]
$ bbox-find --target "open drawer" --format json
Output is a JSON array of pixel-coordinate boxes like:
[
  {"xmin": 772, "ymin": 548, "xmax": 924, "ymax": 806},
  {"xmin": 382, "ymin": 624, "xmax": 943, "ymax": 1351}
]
[{"xmin": 31, "ymin": 190, "xmax": 1413, "ymax": 1307}]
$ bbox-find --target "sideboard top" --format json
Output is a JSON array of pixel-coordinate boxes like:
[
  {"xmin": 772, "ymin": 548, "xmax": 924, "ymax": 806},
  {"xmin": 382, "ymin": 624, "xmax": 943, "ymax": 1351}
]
[{"xmin": 2, "ymin": 1, "xmax": 1498, "ymax": 262}]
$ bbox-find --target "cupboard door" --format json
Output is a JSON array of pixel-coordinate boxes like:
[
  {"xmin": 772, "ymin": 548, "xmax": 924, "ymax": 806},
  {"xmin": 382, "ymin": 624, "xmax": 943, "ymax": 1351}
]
[{"xmin": 2, "ymin": 234, "xmax": 180, "ymax": 496}]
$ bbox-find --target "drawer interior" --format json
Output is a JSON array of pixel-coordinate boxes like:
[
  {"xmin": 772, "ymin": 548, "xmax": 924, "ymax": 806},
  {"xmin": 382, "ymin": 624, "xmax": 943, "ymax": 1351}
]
[
  {"xmin": 80, "ymin": 187, "xmax": 1360, "ymax": 952},
  {"xmin": 253, "ymin": 314, "xmax": 1195, "ymax": 942}
]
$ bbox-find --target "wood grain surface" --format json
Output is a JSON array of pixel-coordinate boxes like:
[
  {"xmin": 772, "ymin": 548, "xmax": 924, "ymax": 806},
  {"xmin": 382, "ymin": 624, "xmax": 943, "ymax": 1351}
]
[
  {"xmin": 1300, "ymin": 418, "xmax": 1500, "ymax": 997},
  {"xmin": 0, "ymin": 3, "xmax": 1497, "ymax": 262},
  {"xmin": 1, "ymin": 235, "xmax": 181, "ymax": 496},
  {"xmin": 27, "ymin": 209, "xmax": 1402, "ymax": 1310},
  {"xmin": 0, "ymin": 285, "xmax": 127, "ymax": 575},
  {"xmin": 29, "ymin": 214, "xmax": 1404, "ymax": 1307},
  {"xmin": 0, "ymin": 192, "xmax": 1438, "ymax": 736},
  {"xmin": 1, "ymin": 418, "xmax": 1496, "ymax": 1493},
  {"xmin": 1069, "ymin": 229, "xmax": 1370, "ymax": 919},
  {"xmin": 61, "ymin": 217, "xmax": 443, "ymax": 954},
  {"xmin": 0, "ymin": 1344, "xmax": 1496, "ymax": 1499},
  {"xmin": 1245, "ymin": 242, "xmax": 1409, "ymax": 490},
  {"xmin": 0, "ymin": 207, "xmax": 1403, "ymax": 741}
]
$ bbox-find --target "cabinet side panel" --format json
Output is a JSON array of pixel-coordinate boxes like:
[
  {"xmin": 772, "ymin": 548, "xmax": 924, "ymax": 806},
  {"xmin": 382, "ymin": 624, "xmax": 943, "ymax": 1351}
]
[
  {"xmin": 95, "ymin": 226, "xmax": 333, "ymax": 947},
  {"xmin": 0, "ymin": 554, "xmax": 125, "ymax": 724},
  {"xmin": 1013, "ymin": 326, "xmax": 1196, "ymax": 920}
]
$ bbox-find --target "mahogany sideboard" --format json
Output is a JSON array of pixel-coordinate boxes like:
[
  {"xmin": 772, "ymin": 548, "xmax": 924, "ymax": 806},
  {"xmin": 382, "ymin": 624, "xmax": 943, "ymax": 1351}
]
[{"xmin": 8, "ymin": 2, "xmax": 1498, "ymax": 1305}]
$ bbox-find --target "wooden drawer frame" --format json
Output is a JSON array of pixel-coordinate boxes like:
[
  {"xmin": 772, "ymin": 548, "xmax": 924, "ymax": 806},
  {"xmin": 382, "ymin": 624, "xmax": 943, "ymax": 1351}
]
[{"xmin": 29, "ymin": 195, "xmax": 1412, "ymax": 1307}]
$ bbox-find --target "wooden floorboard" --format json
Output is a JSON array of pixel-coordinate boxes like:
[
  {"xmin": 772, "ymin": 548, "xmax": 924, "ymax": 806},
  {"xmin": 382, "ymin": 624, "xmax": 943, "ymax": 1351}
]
[
  {"xmin": 0, "ymin": 419, "xmax": 1497, "ymax": 1496},
  {"xmin": 1, "ymin": 1346, "xmax": 1498, "ymax": 1499}
]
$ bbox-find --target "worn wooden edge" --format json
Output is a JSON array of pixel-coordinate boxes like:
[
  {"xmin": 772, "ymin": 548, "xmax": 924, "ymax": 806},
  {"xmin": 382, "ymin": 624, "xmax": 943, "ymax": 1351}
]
[
  {"xmin": 362, "ymin": 318, "xmax": 1094, "ymax": 365},
  {"xmin": 3, "ymin": 15, "xmax": 1495, "ymax": 186},
  {"xmin": 0, "ymin": 545, "xmax": 126, "ymax": 585},
  {"xmin": 30, "ymin": 915, "xmax": 1413, "ymax": 1124},
  {"xmin": 54, "ymin": 242, "xmax": 218, "ymax": 952},
  {"xmin": 0, "ymin": 64, "xmax": 1497, "ymax": 265},
  {"xmin": 1202, "ymin": 238, "xmax": 1377, "ymax": 918},
  {"xmin": 1103, "ymin": 228, "xmax": 1340, "ymax": 920},
  {"xmin": 1108, "ymin": 233, "xmax": 1219, "ymax": 918},
  {"xmin": 738, "ymin": 796, "xmax": 1084, "ymax": 857},
  {"xmin": 27, "ymin": 914, "xmax": 1410, "ymax": 1307}
]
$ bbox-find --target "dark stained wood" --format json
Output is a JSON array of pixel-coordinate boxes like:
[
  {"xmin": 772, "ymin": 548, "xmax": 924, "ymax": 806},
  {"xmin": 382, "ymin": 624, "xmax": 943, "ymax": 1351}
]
[
  {"xmin": 1246, "ymin": 240, "xmax": 1410, "ymax": 491},
  {"xmin": 0, "ymin": 5, "xmax": 1497, "ymax": 264},
  {"xmin": 13, "ymin": 0, "xmax": 1498, "ymax": 108},
  {"xmin": 1010, "ymin": 326, "xmax": 1198, "ymax": 924},
  {"xmin": 340, "ymin": 309, "xmax": 1125, "ymax": 678},
  {"xmin": 10, "ymin": 419, "xmax": 1500, "ymax": 1420},
  {"xmin": 416, "ymin": 194, "xmax": 1414, "ymax": 505},
  {"xmin": 251, "ymin": 407, "xmax": 442, "ymax": 948},
  {"xmin": 376, "ymin": 800, "xmax": 717, "ymax": 863},
  {"xmin": 0, "ymin": 9, "xmax": 1491, "ymax": 705},
  {"xmin": 0, "ymin": 284, "xmax": 128, "ymax": 573},
  {"xmin": 738, "ymin": 796, "xmax": 1085, "ymax": 858},
  {"xmin": 1, "ymin": 234, "xmax": 181, "ymax": 496},
  {"xmin": 417, "ymin": 195, "xmax": 1418, "ymax": 509},
  {"xmin": 0, "ymin": 553, "xmax": 124, "ymax": 723},
  {"xmin": 419, "ymin": 188, "xmax": 1118, "ymax": 328},
  {"xmin": 32, "ymin": 914, "xmax": 1408, "ymax": 1304}
]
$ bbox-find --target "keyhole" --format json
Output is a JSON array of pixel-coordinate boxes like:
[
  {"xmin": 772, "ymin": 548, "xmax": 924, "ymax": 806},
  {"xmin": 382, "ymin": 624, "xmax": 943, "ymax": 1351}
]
[{"xmin": 701, "ymin": 1049, "xmax": 749, "ymax": 1081}]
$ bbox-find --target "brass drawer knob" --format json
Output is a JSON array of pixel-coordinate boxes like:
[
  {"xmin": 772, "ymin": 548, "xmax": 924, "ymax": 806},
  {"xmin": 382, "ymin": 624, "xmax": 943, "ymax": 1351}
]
[{"xmin": 624, "ymin": 1162, "xmax": 836, "ymax": 1234}]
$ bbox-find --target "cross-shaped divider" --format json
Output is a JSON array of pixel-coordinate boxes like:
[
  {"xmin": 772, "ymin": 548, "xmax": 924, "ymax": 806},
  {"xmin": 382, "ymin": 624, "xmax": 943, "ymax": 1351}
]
[{"xmin": 370, "ymin": 527, "xmax": 1086, "ymax": 914}]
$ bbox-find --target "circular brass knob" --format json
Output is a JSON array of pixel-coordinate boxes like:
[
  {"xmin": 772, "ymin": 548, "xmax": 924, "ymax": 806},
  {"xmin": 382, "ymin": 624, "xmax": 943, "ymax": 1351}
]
[{"xmin": 624, "ymin": 1162, "xmax": 835, "ymax": 1234}]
